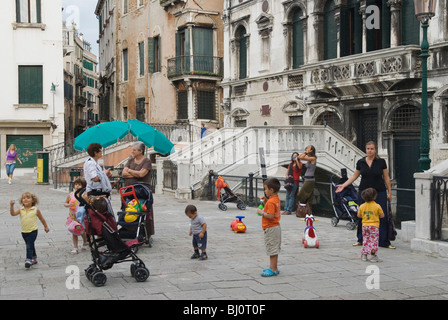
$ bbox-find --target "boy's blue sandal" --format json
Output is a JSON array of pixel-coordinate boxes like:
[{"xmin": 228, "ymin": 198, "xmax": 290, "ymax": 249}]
[{"xmin": 261, "ymin": 268, "xmax": 279, "ymax": 277}]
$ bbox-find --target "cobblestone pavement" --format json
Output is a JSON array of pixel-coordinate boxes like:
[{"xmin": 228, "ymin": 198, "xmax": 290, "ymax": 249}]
[{"xmin": 1, "ymin": 178, "xmax": 448, "ymax": 300}]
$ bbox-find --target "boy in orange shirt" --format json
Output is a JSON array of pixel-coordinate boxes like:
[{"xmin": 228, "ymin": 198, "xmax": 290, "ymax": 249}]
[
  {"xmin": 257, "ymin": 178, "xmax": 281, "ymax": 277},
  {"xmin": 357, "ymin": 188, "xmax": 385, "ymax": 262}
]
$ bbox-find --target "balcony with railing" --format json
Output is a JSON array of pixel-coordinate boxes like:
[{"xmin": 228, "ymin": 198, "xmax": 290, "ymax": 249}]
[{"xmin": 167, "ymin": 55, "xmax": 223, "ymax": 81}]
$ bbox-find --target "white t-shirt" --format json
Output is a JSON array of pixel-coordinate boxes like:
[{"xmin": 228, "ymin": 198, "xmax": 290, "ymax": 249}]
[{"xmin": 83, "ymin": 157, "xmax": 103, "ymax": 192}]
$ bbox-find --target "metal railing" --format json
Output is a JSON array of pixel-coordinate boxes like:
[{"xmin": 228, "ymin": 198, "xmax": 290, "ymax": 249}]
[
  {"xmin": 431, "ymin": 176, "xmax": 448, "ymax": 241},
  {"xmin": 167, "ymin": 55, "xmax": 223, "ymax": 79},
  {"xmin": 202, "ymin": 171, "xmax": 414, "ymax": 228},
  {"xmin": 53, "ymin": 166, "xmax": 157, "ymax": 193}
]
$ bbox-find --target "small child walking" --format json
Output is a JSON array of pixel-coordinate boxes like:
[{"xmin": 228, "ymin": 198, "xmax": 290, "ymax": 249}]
[
  {"xmin": 185, "ymin": 204, "xmax": 208, "ymax": 260},
  {"xmin": 10, "ymin": 192, "xmax": 49, "ymax": 268},
  {"xmin": 257, "ymin": 178, "xmax": 282, "ymax": 277},
  {"xmin": 357, "ymin": 188, "xmax": 384, "ymax": 262},
  {"xmin": 64, "ymin": 178, "xmax": 88, "ymax": 254}
]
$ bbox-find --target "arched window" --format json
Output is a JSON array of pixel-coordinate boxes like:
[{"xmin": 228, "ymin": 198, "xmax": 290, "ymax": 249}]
[
  {"xmin": 390, "ymin": 105, "xmax": 421, "ymax": 132},
  {"xmin": 324, "ymin": 0, "xmax": 337, "ymax": 60},
  {"xmin": 292, "ymin": 8, "xmax": 304, "ymax": 68},
  {"xmin": 236, "ymin": 26, "xmax": 247, "ymax": 79},
  {"xmin": 340, "ymin": 0, "xmax": 362, "ymax": 57},
  {"xmin": 316, "ymin": 110, "xmax": 343, "ymax": 135}
]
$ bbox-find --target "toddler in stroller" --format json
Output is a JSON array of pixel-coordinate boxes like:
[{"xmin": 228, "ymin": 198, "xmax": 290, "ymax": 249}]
[
  {"xmin": 215, "ymin": 176, "xmax": 246, "ymax": 211},
  {"xmin": 330, "ymin": 169, "xmax": 359, "ymax": 230},
  {"xmin": 117, "ymin": 183, "xmax": 154, "ymax": 250},
  {"xmin": 75, "ymin": 188, "xmax": 149, "ymax": 287}
]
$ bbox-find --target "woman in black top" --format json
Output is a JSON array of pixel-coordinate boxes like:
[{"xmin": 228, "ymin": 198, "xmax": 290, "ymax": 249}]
[{"xmin": 336, "ymin": 141, "xmax": 394, "ymax": 249}]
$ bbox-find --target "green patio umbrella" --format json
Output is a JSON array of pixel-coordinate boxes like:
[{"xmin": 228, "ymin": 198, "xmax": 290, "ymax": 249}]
[
  {"xmin": 128, "ymin": 119, "xmax": 175, "ymax": 155},
  {"xmin": 74, "ymin": 121, "xmax": 130, "ymax": 151}
]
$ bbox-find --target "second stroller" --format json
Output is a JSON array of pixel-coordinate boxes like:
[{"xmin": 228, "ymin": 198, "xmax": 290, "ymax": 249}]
[
  {"xmin": 330, "ymin": 169, "xmax": 359, "ymax": 230},
  {"xmin": 215, "ymin": 176, "xmax": 246, "ymax": 211},
  {"xmin": 117, "ymin": 183, "xmax": 154, "ymax": 251}
]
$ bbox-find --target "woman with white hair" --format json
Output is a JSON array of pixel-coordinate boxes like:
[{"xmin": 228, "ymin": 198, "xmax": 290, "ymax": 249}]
[{"xmin": 121, "ymin": 142, "xmax": 152, "ymax": 186}]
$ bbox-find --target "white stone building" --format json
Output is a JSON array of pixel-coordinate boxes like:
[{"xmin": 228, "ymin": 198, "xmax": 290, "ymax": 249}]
[
  {"xmin": 1, "ymin": 0, "xmax": 64, "ymax": 170},
  {"xmin": 221, "ymin": 0, "xmax": 448, "ymax": 219}
]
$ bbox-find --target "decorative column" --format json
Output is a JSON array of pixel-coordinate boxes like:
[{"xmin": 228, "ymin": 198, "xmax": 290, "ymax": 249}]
[{"xmin": 388, "ymin": 0, "xmax": 402, "ymax": 47}]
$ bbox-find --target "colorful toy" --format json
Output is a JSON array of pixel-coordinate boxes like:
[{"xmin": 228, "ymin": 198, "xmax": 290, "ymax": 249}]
[
  {"xmin": 124, "ymin": 213, "xmax": 139, "ymax": 223},
  {"xmin": 301, "ymin": 214, "xmax": 319, "ymax": 248},
  {"xmin": 257, "ymin": 204, "xmax": 263, "ymax": 216},
  {"xmin": 230, "ymin": 216, "xmax": 247, "ymax": 233},
  {"xmin": 70, "ymin": 198, "xmax": 78, "ymax": 210},
  {"xmin": 125, "ymin": 199, "xmax": 142, "ymax": 213}
]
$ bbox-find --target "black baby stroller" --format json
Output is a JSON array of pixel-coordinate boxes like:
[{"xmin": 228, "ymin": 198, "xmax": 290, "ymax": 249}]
[
  {"xmin": 215, "ymin": 176, "xmax": 246, "ymax": 211},
  {"xmin": 75, "ymin": 188, "xmax": 149, "ymax": 287},
  {"xmin": 330, "ymin": 168, "xmax": 359, "ymax": 230},
  {"xmin": 117, "ymin": 183, "xmax": 154, "ymax": 251}
]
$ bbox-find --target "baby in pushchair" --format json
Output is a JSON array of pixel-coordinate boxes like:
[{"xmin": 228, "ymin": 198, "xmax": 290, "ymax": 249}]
[
  {"xmin": 330, "ymin": 169, "xmax": 359, "ymax": 230},
  {"xmin": 75, "ymin": 188, "xmax": 149, "ymax": 287}
]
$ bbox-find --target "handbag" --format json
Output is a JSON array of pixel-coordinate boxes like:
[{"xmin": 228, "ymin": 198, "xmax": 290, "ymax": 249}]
[
  {"xmin": 387, "ymin": 201, "xmax": 397, "ymax": 241},
  {"xmin": 296, "ymin": 202, "xmax": 312, "ymax": 218},
  {"xmin": 66, "ymin": 215, "xmax": 85, "ymax": 235},
  {"xmin": 284, "ymin": 164, "xmax": 294, "ymax": 192}
]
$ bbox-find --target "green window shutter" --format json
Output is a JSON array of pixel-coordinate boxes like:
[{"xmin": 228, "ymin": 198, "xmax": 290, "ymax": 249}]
[
  {"xmin": 139, "ymin": 42, "xmax": 145, "ymax": 76},
  {"xmin": 16, "ymin": 0, "xmax": 21, "ymax": 23},
  {"xmin": 402, "ymin": 0, "xmax": 419, "ymax": 45},
  {"xmin": 148, "ymin": 37, "xmax": 155, "ymax": 74},
  {"xmin": 123, "ymin": 49, "xmax": 128, "ymax": 81},
  {"xmin": 324, "ymin": 0, "xmax": 337, "ymax": 60},
  {"xmin": 36, "ymin": 0, "xmax": 41, "ymax": 23},
  {"xmin": 193, "ymin": 27, "xmax": 213, "ymax": 73},
  {"xmin": 292, "ymin": 9, "xmax": 304, "ymax": 68},
  {"xmin": 381, "ymin": 0, "xmax": 390, "ymax": 48},
  {"xmin": 19, "ymin": 66, "xmax": 43, "ymax": 104},
  {"xmin": 238, "ymin": 27, "xmax": 247, "ymax": 79}
]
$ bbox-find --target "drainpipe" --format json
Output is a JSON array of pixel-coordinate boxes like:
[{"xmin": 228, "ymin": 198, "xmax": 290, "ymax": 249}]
[{"xmin": 147, "ymin": 3, "xmax": 151, "ymax": 123}]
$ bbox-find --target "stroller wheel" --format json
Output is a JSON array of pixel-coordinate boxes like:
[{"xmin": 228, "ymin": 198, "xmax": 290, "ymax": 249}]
[
  {"xmin": 346, "ymin": 222, "xmax": 357, "ymax": 230},
  {"xmin": 85, "ymin": 264, "xmax": 97, "ymax": 281},
  {"xmin": 237, "ymin": 202, "xmax": 246, "ymax": 210},
  {"xmin": 331, "ymin": 217, "xmax": 339, "ymax": 227},
  {"xmin": 218, "ymin": 203, "xmax": 227, "ymax": 211},
  {"xmin": 91, "ymin": 271, "xmax": 107, "ymax": 287},
  {"xmin": 134, "ymin": 267, "xmax": 150, "ymax": 282}
]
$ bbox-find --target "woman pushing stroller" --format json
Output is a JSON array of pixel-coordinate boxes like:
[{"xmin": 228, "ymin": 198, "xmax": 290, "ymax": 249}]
[{"xmin": 335, "ymin": 141, "xmax": 395, "ymax": 249}]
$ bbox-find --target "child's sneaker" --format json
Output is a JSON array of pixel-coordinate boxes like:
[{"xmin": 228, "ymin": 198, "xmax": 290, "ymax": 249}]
[
  {"xmin": 370, "ymin": 255, "xmax": 382, "ymax": 263},
  {"xmin": 199, "ymin": 252, "xmax": 208, "ymax": 260},
  {"xmin": 190, "ymin": 252, "xmax": 200, "ymax": 259},
  {"xmin": 25, "ymin": 259, "xmax": 32, "ymax": 268},
  {"xmin": 361, "ymin": 254, "xmax": 368, "ymax": 261}
]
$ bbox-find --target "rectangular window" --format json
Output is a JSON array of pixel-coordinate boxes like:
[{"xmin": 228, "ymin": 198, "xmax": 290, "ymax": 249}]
[
  {"xmin": 139, "ymin": 42, "xmax": 145, "ymax": 76},
  {"xmin": 123, "ymin": 48, "xmax": 128, "ymax": 81},
  {"xmin": 18, "ymin": 65, "xmax": 43, "ymax": 104},
  {"xmin": 177, "ymin": 90, "xmax": 188, "ymax": 120},
  {"xmin": 16, "ymin": 0, "xmax": 41, "ymax": 23},
  {"xmin": 136, "ymin": 97, "xmax": 146, "ymax": 122},
  {"xmin": 123, "ymin": 0, "xmax": 128, "ymax": 14},
  {"xmin": 197, "ymin": 90, "xmax": 215, "ymax": 120}
]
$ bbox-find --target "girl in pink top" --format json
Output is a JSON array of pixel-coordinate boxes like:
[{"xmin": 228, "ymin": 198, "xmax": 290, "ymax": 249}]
[{"xmin": 5, "ymin": 144, "xmax": 22, "ymax": 184}]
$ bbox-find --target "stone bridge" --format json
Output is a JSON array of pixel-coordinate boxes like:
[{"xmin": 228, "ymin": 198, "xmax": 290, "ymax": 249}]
[{"xmin": 158, "ymin": 125, "xmax": 366, "ymax": 199}]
